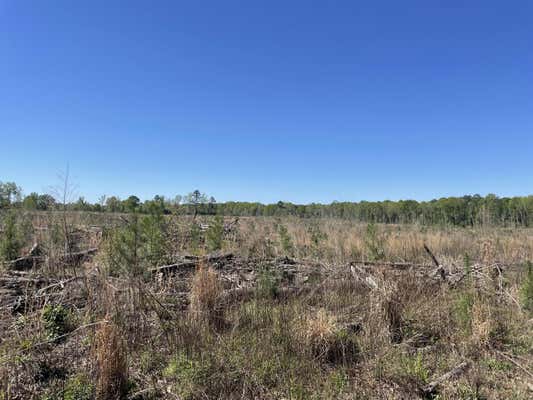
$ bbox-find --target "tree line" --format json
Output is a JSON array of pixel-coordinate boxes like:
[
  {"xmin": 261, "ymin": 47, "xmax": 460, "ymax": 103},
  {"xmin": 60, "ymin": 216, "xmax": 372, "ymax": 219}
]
[{"xmin": 1, "ymin": 181, "xmax": 533, "ymax": 227}]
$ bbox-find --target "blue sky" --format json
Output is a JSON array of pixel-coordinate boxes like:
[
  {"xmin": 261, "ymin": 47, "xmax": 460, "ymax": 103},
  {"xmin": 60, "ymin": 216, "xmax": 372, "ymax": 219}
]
[{"xmin": 1, "ymin": 1, "xmax": 532, "ymax": 203}]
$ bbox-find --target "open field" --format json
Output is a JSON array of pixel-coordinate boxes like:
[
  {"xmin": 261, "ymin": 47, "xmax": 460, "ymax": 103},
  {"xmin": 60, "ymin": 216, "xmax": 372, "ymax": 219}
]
[{"xmin": 1, "ymin": 212, "xmax": 532, "ymax": 399}]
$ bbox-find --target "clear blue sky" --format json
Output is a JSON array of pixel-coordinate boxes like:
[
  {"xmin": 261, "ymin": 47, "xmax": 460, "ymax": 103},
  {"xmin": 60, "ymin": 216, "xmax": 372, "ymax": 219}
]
[{"xmin": 1, "ymin": 1, "xmax": 532, "ymax": 203}]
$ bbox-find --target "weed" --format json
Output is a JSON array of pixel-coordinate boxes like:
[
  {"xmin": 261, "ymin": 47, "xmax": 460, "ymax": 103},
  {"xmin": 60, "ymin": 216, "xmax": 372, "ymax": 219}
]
[
  {"xmin": 464, "ymin": 253, "xmax": 472, "ymax": 281},
  {"xmin": 64, "ymin": 374, "xmax": 94, "ymax": 400},
  {"xmin": 189, "ymin": 222, "xmax": 202, "ymax": 254},
  {"xmin": 481, "ymin": 358, "xmax": 511, "ymax": 372},
  {"xmin": 42, "ymin": 305, "xmax": 71, "ymax": 342},
  {"xmin": 164, "ymin": 352, "xmax": 212, "ymax": 400},
  {"xmin": 140, "ymin": 350, "xmax": 165, "ymax": 374},
  {"xmin": 401, "ymin": 353, "xmax": 429, "ymax": 385},
  {"xmin": 328, "ymin": 369, "xmax": 349, "ymax": 396}
]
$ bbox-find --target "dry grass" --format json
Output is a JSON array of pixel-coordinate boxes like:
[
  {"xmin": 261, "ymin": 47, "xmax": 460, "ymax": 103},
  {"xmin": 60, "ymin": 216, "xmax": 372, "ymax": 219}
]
[
  {"xmin": 1, "ymin": 214, "xmax": 532, "ymax": 399},
  {"xmin": 227, "ymin": 217, "xmax": 533, "ymax": 267},
  {"xmin": 94, "ymin": 317, "xmax": 128, "ymax": 400},
  {"xmin": 300, "ymin": 309, "xmax": 338, "ymax": 360},
  {"xmin": 189, "ymin": 263, "xmax": 225, "ymax": 329}
]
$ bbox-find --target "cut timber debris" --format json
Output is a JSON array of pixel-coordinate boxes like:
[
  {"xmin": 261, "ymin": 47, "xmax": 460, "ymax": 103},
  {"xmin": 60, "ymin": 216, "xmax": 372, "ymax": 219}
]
[
  {"xmin": 350, "ymin": 260, "xmax": 434, "ymax": 269},
  {"xmin": 3, "ymin": 247, "xmax": 98, "ymax": 270},
  {"xmin": 4, "ymin": 243, "xmax": 43, "ymax": 270},
  {"xmin": 423, "ymin": 243, "xmax": 440, "ymax": 267},
  {"xmin": 422, "ymin": 361, "xmax": 470, "ymax": 394},
  {"xmin": 350, "ymin": 264, "xmax": 379, "ymax": 289},
  {"xmin": 150, "ymin": 252, "xmax": 234, "ymax": 276}
]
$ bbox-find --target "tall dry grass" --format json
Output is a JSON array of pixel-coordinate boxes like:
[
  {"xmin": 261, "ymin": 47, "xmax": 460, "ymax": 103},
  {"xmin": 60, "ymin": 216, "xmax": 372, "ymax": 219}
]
[
  {"xmin": 189, "ymin": 263, "xmax": 225, "ymax": 329},
  {"xmin": 94, "ymin": 317, "xmax": 128, "ymax": 400}
]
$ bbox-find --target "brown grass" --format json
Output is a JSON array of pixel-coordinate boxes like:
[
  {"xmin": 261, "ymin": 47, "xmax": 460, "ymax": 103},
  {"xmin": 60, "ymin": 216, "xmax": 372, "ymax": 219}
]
[
  {"xmin": 189, "ymin": 263, "xmax": 225, "ymax": 329},
  {"xmin": 94, "ymin": 317, "xmax": 128, "ymax": 400},
  {"xmin": 2, "ymin": 214, "xmax": 533, "ymax": 399}
]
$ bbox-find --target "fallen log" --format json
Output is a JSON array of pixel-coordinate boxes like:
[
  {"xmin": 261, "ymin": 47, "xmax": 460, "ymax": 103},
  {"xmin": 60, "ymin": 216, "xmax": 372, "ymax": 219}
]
[
  {"xmin": 1, "ymin": 243, "xmax": 43, "ymax": 270},
  {"xmin": 151, "ymin": 252, "xmax": 235, "ymax": 276},
  {"xmin": 3, "ymin": 248, "xmax": 98, "ymax": 270},
  {"xmin": 422, "ymin": 361, "xmax": 469, "ymax": 394},
  {"xmin": 36, "ymin": 276, "xmax": 83, "ymax": 296},
  {"xmin": 4, "ymin": 256, "xmax": 43, "ymax": 270},
  {"xmin": 150, "ymin": 261, "xmax": 198, "ymax": 276},
  {"xmin": 205, "ymin": 252, "xmax": 234, "ymax": 264},
  {"xmin": 350, "ymin": 260, "xmax": 434, "ymax": 269},
  {"xmin": 59, "ymin": 248, "xmax": 98, "ymax": 264}
]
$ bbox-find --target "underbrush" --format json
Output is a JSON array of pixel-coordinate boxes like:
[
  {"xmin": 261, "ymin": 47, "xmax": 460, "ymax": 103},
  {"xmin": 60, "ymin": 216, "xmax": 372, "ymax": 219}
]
[{"xmin": 1, "ymin": 215, "xmax": 532, "ymax": 399}]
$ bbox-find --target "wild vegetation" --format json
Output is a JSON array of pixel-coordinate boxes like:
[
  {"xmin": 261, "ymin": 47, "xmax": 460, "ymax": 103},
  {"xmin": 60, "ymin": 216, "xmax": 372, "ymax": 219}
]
[{"xmin": 0, "ymin": 187, "xmax": 532, "ymax": 399}]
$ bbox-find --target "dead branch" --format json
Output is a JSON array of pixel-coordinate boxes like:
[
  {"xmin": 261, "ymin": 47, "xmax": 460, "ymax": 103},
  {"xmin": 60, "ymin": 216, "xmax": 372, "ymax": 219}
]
[
  {"xmin": 422, "ymin": 361, "xmax": 470, "ymax": 394},
  {"xmin": 350, "ymin": 260, "xmax": 434, "ymax": 269},
  {"xmin": 423, "ymin": 243, "xmax": 440, "ymax": 267},
  {"xmin": 151, "ymin": 252, "xmax": 234, "ymax": 275},
  {"xmin": 350, "ymin": 264, "xmax": 379, "ymax": 289},
  {"xmin": 36, "ymin": 276, "xmax": 83, "ymax": 296},
  {"xmin": 3, "ymin": 247, "xmax": 98, "ymax": 270},
  {"xmin": 496, "ymin": 351, "xmax": 533, "ymax": 380}
]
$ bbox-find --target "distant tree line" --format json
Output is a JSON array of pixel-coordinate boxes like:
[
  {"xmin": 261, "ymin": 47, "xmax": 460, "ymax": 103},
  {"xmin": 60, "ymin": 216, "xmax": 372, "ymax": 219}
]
[{"xmin": 1, "ymin": 181, "xmax": 533, "ymax": 227}]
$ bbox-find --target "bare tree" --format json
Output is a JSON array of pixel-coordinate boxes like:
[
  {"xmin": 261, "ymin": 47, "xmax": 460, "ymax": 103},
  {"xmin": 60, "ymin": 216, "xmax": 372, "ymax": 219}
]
[{"xmin": 49, "ymin": 164, "xmax": 79, "ymax": 275}]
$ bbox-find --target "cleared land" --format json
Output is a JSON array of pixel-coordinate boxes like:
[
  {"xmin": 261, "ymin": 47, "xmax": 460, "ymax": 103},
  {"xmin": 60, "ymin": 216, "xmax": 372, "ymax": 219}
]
[{"xmin": 1, "ymin": 212, "xmax": 532, "ymax": 399}]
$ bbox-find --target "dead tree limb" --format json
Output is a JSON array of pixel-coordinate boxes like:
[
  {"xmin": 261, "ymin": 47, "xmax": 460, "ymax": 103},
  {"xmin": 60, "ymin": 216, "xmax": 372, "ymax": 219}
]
[
  {"xmin": 350, "ymin": 265, "xmax": 379, "ymax": 289},
  {"xmin": 3, "ymin": 248, "xmax": 98, "ymax": 270},
  {"xmin": 496, "ymin": 351, "xmax": 533, "ymax": 380},
  {"xmin": 422, "ymin": 361, "xmax": 470, "ymax": 394},
  {"xmin": 150, "ymin": 261, "xmax": 197, "ymax": 276},
  {"xmin": 423, "ymin": 243, "xmax": 440, "ymax": 267},
  {"xmin": 150, "ymin": 252, "xmax": 234, "ymax": 276},
  {"xmin": 350, "ymin": 260, "xmax": 434, "ymax": 269}
]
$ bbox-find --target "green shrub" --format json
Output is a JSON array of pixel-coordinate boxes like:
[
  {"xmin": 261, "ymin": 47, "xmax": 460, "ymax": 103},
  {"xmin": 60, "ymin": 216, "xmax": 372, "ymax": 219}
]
[
  {"xmin": 308, "ymin": 224, "xmax": 327, "ymax": 258},
  {"xmin": 328, "ymin": 369, "xmax": 349, "ymax": 397},
  {"xmin": 481, "ymin": 358, "xmax": 511, "ymax": 372},
  {"xmin": 140, "ymin": 350, "xmax": 165, "ymax": 374},
  {"xmin": 256, "ymin": 267, "xmax": 280, "ymax": 299},
  {"xmin": 63, "ymin": 374, "xmax": 94, "ymax": 400},
  {"xmin": 140, "ymin": 212, "xmax": 166, "ymax": 267},
  {"xmin": 0, "ymin": 211, "xmax": 22, "ymax": 262},
  {"xmin": 189, "ymin": 223, "xmax": 202, "ymax": 253},
  {"xmin": 364, "ymin": 223, "xmax": 385, "ymax": 261},
  {"xmin": 105, "ymin": 212, "xmax": 167, "ymax": 276},
  {"xmin": 401, "ymin": 353, "xmax": 429, "ymax": 385},
  {"xmin": 520, "ymin": 261, "xmax": 533, "ymax": 312},
  {"xmin": 164, "ymin": 352, "xmax": 212, "ymax": 400},
  {"xmin": 105, "ymin": 214, "xmax": 143, "ymax": 277},
  {"xmin": 206, "ymin": 216, "xmax": 224, "ymax": 252},
  {"xmin": 455, "ymin": 291, "xmax": 474, "ymax": 333},
  {"xmin": 286, "ymin": 380, "xmax": 310, "ymax": 400},
  {"xmin": 42, "ymin": 305, "xmax": 71, "ymax": 342},
  {"xmin": 277, "ymin": 224, "xmax": 294, "ymax": 257}
]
